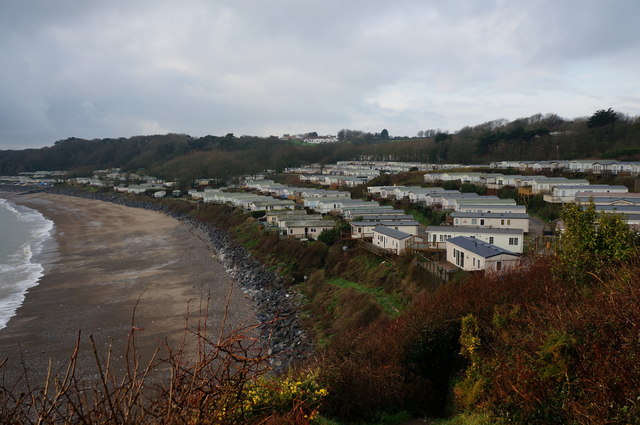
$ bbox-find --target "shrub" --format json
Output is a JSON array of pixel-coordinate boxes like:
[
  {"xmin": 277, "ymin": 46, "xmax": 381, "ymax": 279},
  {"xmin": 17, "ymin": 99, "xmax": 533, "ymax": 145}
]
[{"xmin": 317, "ymin": 228, "xmax": 339, "ymax": 246}]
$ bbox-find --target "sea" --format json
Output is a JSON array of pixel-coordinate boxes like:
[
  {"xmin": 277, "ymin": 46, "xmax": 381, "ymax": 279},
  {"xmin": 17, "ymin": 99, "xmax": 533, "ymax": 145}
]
[{"xmin": 0, "ymin": 197, "xmax": 54, "ymax": 330}]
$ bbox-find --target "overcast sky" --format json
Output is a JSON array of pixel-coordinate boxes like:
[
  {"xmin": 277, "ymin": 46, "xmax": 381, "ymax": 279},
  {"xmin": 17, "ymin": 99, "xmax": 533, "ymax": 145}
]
[{"xmin": 1, "ymin": 0, "xmax": 639, "ymax": 149}]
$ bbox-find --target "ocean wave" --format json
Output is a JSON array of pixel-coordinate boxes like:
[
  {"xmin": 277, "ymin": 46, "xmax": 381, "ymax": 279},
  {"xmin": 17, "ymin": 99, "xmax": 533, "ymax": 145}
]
[{"xmin": 0, "ymin": 199, "xmax": 54, "ymax": 330}]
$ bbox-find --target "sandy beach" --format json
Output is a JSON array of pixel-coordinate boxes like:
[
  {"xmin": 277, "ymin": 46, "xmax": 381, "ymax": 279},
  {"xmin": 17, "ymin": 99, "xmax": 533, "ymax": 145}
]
[{"xmin": 0, "ymin": 192, "xmax": 257, "ymax": 386}]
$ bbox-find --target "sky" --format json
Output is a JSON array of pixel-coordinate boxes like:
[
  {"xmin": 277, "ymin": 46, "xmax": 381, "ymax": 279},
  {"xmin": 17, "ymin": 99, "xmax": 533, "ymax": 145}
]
[{"xmin": 1, "ymin": 0, "xmax": 639, "ymax": 149}]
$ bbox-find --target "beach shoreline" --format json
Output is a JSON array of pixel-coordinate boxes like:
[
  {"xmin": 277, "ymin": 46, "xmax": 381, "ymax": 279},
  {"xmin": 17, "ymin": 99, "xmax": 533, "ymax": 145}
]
[{"xmin": 0, "ymin": 192, "xmax": 258, "ymax": 385}]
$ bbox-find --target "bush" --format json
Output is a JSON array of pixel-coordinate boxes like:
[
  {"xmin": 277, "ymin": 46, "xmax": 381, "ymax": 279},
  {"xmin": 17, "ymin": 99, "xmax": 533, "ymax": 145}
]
[{"xmin": 317, "ymin": 228, "xmax": 339, "ymax": 246}]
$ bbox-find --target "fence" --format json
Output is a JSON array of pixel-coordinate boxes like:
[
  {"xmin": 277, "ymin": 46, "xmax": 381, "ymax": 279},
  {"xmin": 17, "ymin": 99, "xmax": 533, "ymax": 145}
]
[
  {"xmin": 416, "ymin": 253, "xmax": 457, "ymax": 282},
  {"xmin": 356, "ymin": 239, "xmax": 396, "ymax": 259}
]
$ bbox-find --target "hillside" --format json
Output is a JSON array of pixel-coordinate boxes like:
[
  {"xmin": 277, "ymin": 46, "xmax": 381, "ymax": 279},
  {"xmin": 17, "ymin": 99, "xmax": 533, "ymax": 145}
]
[
  {"xmin": 1, "ymin": 110, "xmax": 639, "ymax": 183},
  {"xmin": 1, "ymin": 186, "xmax": 639, "ymax": 424}
]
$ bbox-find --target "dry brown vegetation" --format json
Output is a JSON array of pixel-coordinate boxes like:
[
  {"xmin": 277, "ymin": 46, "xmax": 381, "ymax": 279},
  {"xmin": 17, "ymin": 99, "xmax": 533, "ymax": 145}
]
[{"xmin": 0, "ymin": 298, "xmax": 327, "ymax": 425}]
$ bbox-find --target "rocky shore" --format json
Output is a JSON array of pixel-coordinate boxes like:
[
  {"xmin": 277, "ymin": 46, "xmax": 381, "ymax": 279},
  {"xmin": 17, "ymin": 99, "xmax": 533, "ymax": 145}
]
[{"xmin": 1, "ymin": 185, "xmax": 312, "ymax": 372}]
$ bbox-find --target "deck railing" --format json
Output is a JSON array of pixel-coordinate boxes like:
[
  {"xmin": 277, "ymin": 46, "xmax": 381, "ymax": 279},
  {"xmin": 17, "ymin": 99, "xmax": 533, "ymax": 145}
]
[
  {"xmin": 416, "ymin": 253, "xmax": 457, "ymax": 282},
  {"xmin": 356, "ymin": 239, "xmax": 396, "ymax": 259}
]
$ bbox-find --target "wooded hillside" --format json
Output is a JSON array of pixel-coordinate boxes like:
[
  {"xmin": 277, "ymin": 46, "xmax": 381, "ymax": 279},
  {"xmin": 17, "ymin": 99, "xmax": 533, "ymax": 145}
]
[{"xmin": 1, "ymin": 110, "xmax": 639, "ymax": 182}]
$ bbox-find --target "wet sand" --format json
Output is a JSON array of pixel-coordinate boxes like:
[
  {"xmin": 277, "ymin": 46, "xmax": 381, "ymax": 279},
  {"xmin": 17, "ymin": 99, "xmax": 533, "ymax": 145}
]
[{"xmin": 0, "ymin": 192, "xmax": 257, "ymax": 385}]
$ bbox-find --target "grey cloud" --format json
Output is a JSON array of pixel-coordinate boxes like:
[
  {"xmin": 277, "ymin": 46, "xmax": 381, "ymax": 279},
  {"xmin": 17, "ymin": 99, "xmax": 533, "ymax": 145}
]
[{"xmin": 0, "ymin": 0, "xmax": 639, "ymax": 149}]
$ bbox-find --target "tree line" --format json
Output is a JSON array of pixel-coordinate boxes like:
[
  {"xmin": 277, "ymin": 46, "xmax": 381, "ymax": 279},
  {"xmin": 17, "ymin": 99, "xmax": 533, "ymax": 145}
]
[{"xmin": 1, "ymin": 109, "xmax": 638, "ymax": 184}]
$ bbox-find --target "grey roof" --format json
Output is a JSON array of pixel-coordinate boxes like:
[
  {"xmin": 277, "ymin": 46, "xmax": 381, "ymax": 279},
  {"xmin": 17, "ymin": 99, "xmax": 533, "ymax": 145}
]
[
  {"xmin": 427, "ymin": 225, "xmax": 523, "ymax": 235},
  {"xmin": 575, "ymin": 195, "xmax": 640, "ymax": 203},
  {"xmin": 266, "ymin": 210, "xmax": 307, "ymax": 216},
  {"xmin": 343, "ymin": 205, "xmax": 395, "ymax": 211},
  {"xmin": 557, "ymin": 184, "xmax": 624, "ymax": 190},
  {"xmin": 372, "ymin": 225, "xmax": 412, "ymax": 240},
  {"xmin": 347, "ymin": 208, "xmax": 405, "ymax": 215},
  {"xmin": 457, "ymin": 204, "xmax": 526, "ymax": 210},
  {"xmin": 336, "ymin": 199, "xmax": 378, "ymax": 205},
  {"xmin": 285, "ymin": 220, "xmax": 335, "ymax": 228},
  {"xmin": 447, "ymin": 236, "xmax": 518, "ymax": 258},
  {"xmin": 280, "ymin": 214, "xmax": 322, "ymax": 221},
  {"xmin": 450, "ymin": 212, "xmax": 529, "ymax": 219},
  {"xmin": 595, "ymin": 205, "xmax": 640, "ymax": 214},
  {"xmin": 354, "ymin": 214, "xmax": 414, "ymax": 221},
  {"xmin": 352, "ymin": 220, "xmax": 420, "ymax": 227},
  {"xmin": 437, "ymin": 192, "xmax": 481, "ymax": 199}
]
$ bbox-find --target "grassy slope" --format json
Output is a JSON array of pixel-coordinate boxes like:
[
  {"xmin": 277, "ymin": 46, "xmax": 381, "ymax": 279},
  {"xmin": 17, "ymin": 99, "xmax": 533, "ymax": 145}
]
[{"xmin": 157, "ymin": 192, "xmax": 640, "ymax": 425}]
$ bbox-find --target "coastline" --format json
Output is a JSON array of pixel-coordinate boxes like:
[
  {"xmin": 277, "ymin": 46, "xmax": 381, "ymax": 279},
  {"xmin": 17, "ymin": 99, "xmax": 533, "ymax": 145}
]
[{"xmin": 0, "ymin": 192, "xmax": 257, "ymax": 384}]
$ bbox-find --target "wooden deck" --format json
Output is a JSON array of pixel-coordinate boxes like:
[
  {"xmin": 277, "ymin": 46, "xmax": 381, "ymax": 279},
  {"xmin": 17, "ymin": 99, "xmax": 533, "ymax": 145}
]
[
  {"xmin": 408, "ymin": 236, "xmax": 445, "ymax": 252},
  {"xmin": 356, "ymin": 239, "xmax": 396, "ymax": 259},
  {"xmin": 416, "ymin": 253, "xmax": 458, "ymax": 283}
]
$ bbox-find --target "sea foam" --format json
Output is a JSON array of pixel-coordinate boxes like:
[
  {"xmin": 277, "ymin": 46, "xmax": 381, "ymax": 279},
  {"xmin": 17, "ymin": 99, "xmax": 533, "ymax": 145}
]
[{"xmin": 0, "ymin": 199, "xmax": 54, "ymax": 330}]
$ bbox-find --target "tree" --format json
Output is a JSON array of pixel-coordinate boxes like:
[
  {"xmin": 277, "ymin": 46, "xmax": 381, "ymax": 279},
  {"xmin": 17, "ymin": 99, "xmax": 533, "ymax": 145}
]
[
  {"xmin": 434, "ymin": 132, "xmax": 451, "ymax": 143},
  {"xmin": 554, "ymin": 201, "xmax": 637, "ymax": 284},
  {"xmin": 380, "ymin": 129, "xmax": 389, "ymax": 139},
  {"xmin": 317, "ymin": 227, "xmax": 339, "ymax": 246},
  {"xmin": 587, "ymin": 108, "xmax": 618, "ymax": 129}
]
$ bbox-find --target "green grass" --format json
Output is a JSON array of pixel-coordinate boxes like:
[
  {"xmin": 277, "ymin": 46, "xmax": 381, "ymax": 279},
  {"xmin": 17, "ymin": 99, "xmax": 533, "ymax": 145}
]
[
  {"xmin": 360, "ymin": 255, "xmax": 385, "ymax": 269},
  {"xmin": 327, "ymin": 277, "xmax": 404, "ymax": 317}
]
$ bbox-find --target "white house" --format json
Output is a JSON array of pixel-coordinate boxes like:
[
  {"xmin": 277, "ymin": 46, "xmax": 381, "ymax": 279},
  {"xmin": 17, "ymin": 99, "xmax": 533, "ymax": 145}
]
[
  {"xmin": 315, "ymin": 199, "xmax": 380, "ymax": 214},
  {"xmin": 303, "ymin": 196, "xmax": 349, "ymax": 210},
  {"xmin": 350, "ymin": 213, "xmax": 414, "ymax": 223},
  {"xmin": 595, "ymin": 205, "xmax": 640, "ymax": 216},
  {"xmin": 247, "ymin": 199, "xmax": 296, "ymax": 212},
  {"xmin": 426, "ymin": 226, "xmax": 524, "ymax": 253},
  {"xmin": 265, "ymin": 210, "xmax": 307, "ymax": 225},
  {"xmin": 283, "ymin": 220, "xmax": 335, "ymax": 240},
  {"xmin": 453, "ymin": 197, "xmax": 516, "ymax": 211},
  {"xmin": 372, "ymin": 226, "xmax": 414, "ymax": 255},
  {"xmin": 456, "ymin": 204, "xmax": 527, "ymax": 214},
  {"xmin": 350, "ymin": 220, "xmax": 421, "ymax": 239},
  {"xmin": 450, "ymin": 212, "xmax": 530, "ymax": 232},
  {"xmin": 544, "ymin": 185, "xmax": 629, "ymax": 203},
  {"xmin": 423, "ymin": 190, "xmax": 468, "ymax": 207},
  {"xmin": 277, "ymin": 214, "xmax": 323, "ymax": 230},
  {"xmin": 446, "ymin": 236, "xmax": 520, "ymax": 273},
  {"xmin": 575, "ymin": 193, "xmax": 640, "ymax": 206},
  {"xmin": 343, "ymin": 207, "xmax": 402, "ymax": 219},
  {"xmin": 494, "ymin": 175, "xmax": 526, "ymax": 188}
]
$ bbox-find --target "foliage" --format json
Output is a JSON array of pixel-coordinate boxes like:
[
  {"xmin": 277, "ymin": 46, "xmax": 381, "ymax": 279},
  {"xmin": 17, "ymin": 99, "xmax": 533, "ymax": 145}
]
[
  {"xmin": 407, "ymin": 205, "xmax": 447, "ymax": 226},
  {"xmin": 317, "ymin": 228, "xmax": 340, "ymax": 246},
  {"xmin": 327, "ymin": 277, "xmax": 404, "ymax": 318},
  {"xmin": 553, "ymin": 201, "xmax": 637, "ymax": 284},
  {"xmin": 442, "ymin": 181, "xmax": 458, "ymax": 190},
  {"xmin": 526, "ymin": 194, "xmax": 561, "ymax": 221},
  {"xmin": 431, "ymin": 412, "xmax": 500, "ymax": 425},
  {"xmin": 587, "ymin": 107, "xmax": 619, "ymax": 128},
  {"xmin": 0, "ymin": 306, "xmax": 315, "ymax": 425},
  {"xmin": 454, "ymin": 315, "xmax": 485, "ymax": 410},
  {"xmin": 237, "ymin": 371, "xmax": 329, "ymax": 424},
  {"xmin": 459, "ymin": 183, "xmax": 486, "ymax": 195},
  {"xmin": 601, "ymin": 147, "xmax": 640, "ymax": 159}
]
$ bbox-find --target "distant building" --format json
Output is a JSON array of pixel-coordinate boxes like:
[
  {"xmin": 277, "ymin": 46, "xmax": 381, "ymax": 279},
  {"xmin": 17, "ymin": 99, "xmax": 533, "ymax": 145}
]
[{"xmin": 303, "ymin": 135, "xmax": 339, "ymax": 144}]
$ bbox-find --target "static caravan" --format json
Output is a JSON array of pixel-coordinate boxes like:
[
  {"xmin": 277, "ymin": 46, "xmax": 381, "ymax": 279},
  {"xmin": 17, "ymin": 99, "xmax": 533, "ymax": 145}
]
[
  {"xmin": 426, "ymin": 226, "xmax": 524, "ymax": 253},
  {"xmin": 446, "ymin": 236, "xmax": 520, "ymax": 273},
  {"xmin": 450, "ymin": 212, "xmax": 530, "ymax": 232},
  {"xmin": 372, "ymin": 226, "xmax": 413, "ymax": 255}
]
